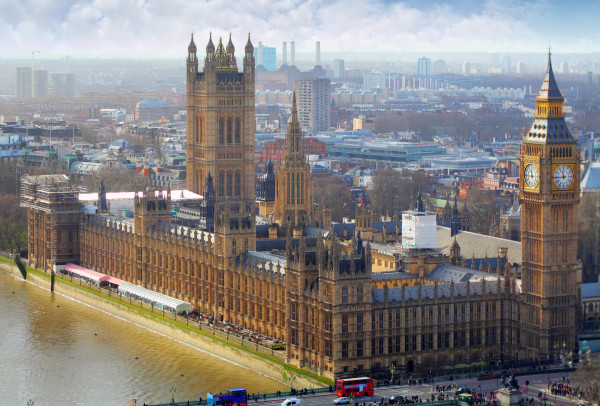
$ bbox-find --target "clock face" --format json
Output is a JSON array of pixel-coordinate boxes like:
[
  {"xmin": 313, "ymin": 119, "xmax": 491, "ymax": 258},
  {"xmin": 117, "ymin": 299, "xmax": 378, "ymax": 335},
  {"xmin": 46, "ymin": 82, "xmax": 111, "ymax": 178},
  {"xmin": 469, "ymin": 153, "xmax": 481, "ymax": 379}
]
[
  {"xmin": 554, "ymin": 165, "xmax": 574, "ymax": 189},
  {"xmin": 524, "ymin": 164, "xmax": 539, "ymax": 188}
]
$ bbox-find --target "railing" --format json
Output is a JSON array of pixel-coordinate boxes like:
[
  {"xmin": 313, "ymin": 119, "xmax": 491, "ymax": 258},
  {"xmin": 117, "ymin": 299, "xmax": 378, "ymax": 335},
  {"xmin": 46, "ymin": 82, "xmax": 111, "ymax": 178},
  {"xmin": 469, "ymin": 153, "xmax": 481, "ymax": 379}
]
[
  {"xmin": 146, "ymin": 391, "xmax": 457, "ymax": 406},
  {"xmin": 147, "ymin": 387, "xmax": 336, "ymax": 406}
]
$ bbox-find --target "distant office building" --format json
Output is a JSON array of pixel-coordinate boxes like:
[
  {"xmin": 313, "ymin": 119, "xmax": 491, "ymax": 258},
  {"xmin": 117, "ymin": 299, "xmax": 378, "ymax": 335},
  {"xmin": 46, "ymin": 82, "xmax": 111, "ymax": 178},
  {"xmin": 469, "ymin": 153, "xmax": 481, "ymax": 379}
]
[
  {"xmin": 333, "ymin": 59, "xmax": 344, "ymax": 79},
  {"xmin": 502, "ymin": 56, "xmax": 511, "ymax": 73},
  {"xmin": 363, "ymin": 72, "xmax": 386, "ymax": 91},
  {"xmin": 48, "ymin": 72, "xmax": 76, "ymax": 98},
  {"xmin": 282, "ymin": 41, "xmax": 287, "ymax": 66},
  {"xmin": 418, "ymin": 57, "xmax": 431, "ymax": 76},
  {"xmin": 296, "ymin": 77, "xmax": 330, "ymax": 134},
  {"xmin": 316, "ymin": 41, "xmax": 321, "ymax": 66},
  {"xmin": 462, "ymin": 61, "xmax": 471, "ymax": 75},
  {"xmin": 254, "ymin": 42, "xmax": 276, "ymax": 71},
  {"xmin": 516, "ymin": 61, "xmax": 525, "ymax": 74},
  {"xmin": 32, "ymin": 69, "xmax": 48, "ymax": 97},
  {"xmin": 433, "ymin": 59, "xmax": 446, "ymax": 75},
  {"xmin": 290, "ymin": 41, "xmax": 295, "ymax": 66},
  {"xmin": 559, "ymin": 62, "xmax": 568, "ymax": 74},
  {"xmin": 135, "ymin": 98, "xmax": 170, "ymax": 122},
  {"xmin": 15, "ymin": 67, "xmax": 32, "ymax": 98}
]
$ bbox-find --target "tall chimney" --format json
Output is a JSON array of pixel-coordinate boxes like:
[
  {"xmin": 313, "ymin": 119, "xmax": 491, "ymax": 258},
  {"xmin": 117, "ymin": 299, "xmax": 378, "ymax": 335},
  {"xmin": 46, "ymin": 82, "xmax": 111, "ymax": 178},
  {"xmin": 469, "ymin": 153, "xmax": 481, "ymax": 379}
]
[
  {"xmin": 290, "ymin": 41, "xmax": 295, "ymax": 66},
  {"xmin": 282, "ymin": 41, "xmax": 287, "ymax": 66}
]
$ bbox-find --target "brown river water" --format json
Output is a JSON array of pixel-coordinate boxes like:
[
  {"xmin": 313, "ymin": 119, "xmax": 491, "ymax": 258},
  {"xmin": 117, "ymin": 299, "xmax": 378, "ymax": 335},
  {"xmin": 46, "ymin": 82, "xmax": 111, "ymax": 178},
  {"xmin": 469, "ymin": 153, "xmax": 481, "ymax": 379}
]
[{"xmin": 0, "ymin": 270, "xmax": 285, "ymax": 405}]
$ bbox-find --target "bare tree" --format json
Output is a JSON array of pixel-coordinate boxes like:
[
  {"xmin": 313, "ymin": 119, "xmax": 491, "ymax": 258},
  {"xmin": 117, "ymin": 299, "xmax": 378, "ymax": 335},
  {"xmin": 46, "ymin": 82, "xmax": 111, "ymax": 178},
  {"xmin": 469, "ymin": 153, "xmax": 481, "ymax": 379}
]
[
  {"xmin": 573, "ymin": 352, "xmax": 600, "ymax": 405},
  {"xmin": 370, "ymin": 168, "xmax": 428, "ymax": 217},
  {"xmin": 578, "ymin": 191, "xmax": 600, "ymax": 282},
  {"xmin": 313, "ymin": 175, "xmax": 354, "ymax": 222}
]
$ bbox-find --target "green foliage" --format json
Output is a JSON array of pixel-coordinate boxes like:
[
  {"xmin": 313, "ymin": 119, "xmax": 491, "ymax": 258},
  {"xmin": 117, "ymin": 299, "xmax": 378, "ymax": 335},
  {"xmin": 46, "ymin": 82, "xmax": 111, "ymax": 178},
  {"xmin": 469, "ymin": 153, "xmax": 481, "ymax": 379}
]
[
  {"xmin": 0, "ymin": 194, "xmax": 28, "ymax": 251},
  {"xmin": 270, "ymin": 342, "xmax": 286, "ymax": 350}
]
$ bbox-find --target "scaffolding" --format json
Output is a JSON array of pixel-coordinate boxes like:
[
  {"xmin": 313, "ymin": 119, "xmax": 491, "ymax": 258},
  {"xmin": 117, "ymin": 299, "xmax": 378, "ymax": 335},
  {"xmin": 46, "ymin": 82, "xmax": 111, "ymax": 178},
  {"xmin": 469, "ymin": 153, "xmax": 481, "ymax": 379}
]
[{"xmin": 20, "ymin": 174, "xmax": 85, "ymax": 268}]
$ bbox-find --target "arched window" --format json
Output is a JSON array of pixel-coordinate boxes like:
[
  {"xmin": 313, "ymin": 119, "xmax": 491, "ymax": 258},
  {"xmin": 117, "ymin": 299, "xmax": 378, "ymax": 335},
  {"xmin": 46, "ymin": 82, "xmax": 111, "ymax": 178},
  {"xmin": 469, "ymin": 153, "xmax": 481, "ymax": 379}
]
[
  {"xmin": 227, "ymin": 171, "xmax": 233, "ymax": 196},
  {"xmin": 198, "ymin": 169, "xmax": 203, "ymax": 193},
  {"xmin": 341, "ymin": 286, "xmax": 348, "ymax": 304},
  {"xmin": 234, "ymin": 170, "xmax": 241, "ymax": 196},
  {"xmin": 196, "ymin": 117, "xmax": 200, "ymax": 143},
  {"xmin": 218, "ymin": 118, "xmax": 224, "ymax": 144},
  {"xmin": 218, "ymin": 171, "xmax": 224, "ymax": 196},
  {"xmin": 199, "ymin": 118, "xmax": 203, "ymax": 142},
  {"xmin": 227, "ymin": 117, "xmax": 233, "ymax": 144},
  {"xmin": 235, "ymin": 117, "xmax": 241, "ymax": 144}
]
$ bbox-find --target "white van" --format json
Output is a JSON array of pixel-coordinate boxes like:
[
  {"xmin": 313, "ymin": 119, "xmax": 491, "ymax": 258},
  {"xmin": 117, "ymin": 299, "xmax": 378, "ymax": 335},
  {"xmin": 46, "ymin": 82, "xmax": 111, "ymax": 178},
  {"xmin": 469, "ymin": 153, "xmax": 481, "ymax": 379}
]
[{"xmin": 281, "ymin": 398, "xmax": 301, "ymax": 406}]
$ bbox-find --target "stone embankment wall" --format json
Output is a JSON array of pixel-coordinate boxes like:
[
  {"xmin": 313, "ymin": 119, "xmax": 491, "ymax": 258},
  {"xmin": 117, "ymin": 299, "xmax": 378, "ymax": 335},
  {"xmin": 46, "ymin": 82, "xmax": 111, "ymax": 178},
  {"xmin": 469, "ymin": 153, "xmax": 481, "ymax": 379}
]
[{"xmin": 0, "ymin": 259, "xmax": 325, "ymax": 389}]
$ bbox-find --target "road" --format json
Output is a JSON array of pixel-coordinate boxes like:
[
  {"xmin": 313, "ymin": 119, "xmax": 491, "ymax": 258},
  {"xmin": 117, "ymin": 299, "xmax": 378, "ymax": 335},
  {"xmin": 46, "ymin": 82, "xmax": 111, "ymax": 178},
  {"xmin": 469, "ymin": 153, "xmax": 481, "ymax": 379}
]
[{"xmin": 249, "ymin": 372, "xmax": 582, "ymax": 406}]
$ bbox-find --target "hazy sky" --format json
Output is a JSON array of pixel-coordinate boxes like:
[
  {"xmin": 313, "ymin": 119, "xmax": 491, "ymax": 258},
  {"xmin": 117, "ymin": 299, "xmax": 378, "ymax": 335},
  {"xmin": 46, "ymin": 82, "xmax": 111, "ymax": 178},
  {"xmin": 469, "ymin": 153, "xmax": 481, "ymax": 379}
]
[{"xmin": 2, "ymin": 0, "xmax": 599, "ymax": 58}]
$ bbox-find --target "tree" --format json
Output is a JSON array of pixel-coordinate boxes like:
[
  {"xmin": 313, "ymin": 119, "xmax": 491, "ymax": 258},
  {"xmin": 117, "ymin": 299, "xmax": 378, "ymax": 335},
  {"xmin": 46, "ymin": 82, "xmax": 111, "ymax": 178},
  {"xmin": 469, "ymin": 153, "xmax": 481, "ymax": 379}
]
[
  {"xmin": 573, "ymin": 352, "xmax": 600, "ymax": 405},
  {"xmin": 578, "ymin": 191, "xmax": 600, "ymax": 282},
  {"xmin": 0, "ymin": 194, "xmax": 27, "ymax": 251},
  {"xmin": 370, "ymin": 168, "xmax": 428, "ymax": 217},
  {"xmin": 465, "ymin": 188, "xmax": 504, "ymax": 235},
  {"xmin": 313, "ymin": 175, "xmax": 354, "ymax": 222}
]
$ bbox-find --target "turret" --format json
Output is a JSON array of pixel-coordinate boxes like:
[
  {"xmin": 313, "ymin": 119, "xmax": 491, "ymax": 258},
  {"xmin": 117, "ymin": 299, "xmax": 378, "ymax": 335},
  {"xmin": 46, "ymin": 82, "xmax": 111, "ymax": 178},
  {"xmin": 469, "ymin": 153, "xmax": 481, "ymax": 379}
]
[
  {"xmin": 226, "ymin": 33, "xmax": 236, "ymax": 66},
  {"xmin": 244, "ymin": 32, "xmax": 254, "ymax": 75},
  {"xmin": 187, "ymin": 33, "xmax": 198, "ymax": 76},
  {"xmin": 204, "ymin": 32, "xmax": 215, "ymax": 69},
  {"xmin": 450, "ymin": 194, "xmax": 461, "ymax": 236}
]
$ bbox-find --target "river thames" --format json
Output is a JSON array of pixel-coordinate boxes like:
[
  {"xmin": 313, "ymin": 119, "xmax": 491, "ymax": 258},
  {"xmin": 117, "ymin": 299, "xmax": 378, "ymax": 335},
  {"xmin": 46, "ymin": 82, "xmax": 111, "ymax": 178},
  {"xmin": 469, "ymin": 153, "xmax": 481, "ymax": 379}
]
[{"xmin": 0, "ymin": 270, "xmax": 285, "ymax": 405}]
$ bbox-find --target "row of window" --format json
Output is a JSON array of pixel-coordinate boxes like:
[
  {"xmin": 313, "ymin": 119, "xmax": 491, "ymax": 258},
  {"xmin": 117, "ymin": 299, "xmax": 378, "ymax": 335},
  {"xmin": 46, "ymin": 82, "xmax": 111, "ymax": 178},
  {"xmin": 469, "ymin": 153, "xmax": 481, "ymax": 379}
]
[
  {"xmin": 340, "ymin": 328, "xmax": 500, "ymax": 359},
  {"xmin": 218, "ymin": 170, "xmax": 241, "ymax": 197},
  {"xmin": 194, "ymin": 117, "xmax": 243, "ymax": 145}
]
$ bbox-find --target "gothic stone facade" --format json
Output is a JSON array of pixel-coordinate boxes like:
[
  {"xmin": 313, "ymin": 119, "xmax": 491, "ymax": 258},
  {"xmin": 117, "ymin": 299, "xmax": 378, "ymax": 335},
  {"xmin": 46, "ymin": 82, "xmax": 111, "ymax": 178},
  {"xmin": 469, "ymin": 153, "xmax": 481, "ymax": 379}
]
[{"xmin": 20, "ymin": 41, "xmax": 575, "ymax": 380}]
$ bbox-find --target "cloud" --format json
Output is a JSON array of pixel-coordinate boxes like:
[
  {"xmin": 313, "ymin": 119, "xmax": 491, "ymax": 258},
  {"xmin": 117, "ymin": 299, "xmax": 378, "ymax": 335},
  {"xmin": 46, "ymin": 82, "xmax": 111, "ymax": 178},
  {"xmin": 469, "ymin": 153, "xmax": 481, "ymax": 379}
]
[{"xmin": 0, "ymin": 0, "xmax": 597, "ymax": 57}]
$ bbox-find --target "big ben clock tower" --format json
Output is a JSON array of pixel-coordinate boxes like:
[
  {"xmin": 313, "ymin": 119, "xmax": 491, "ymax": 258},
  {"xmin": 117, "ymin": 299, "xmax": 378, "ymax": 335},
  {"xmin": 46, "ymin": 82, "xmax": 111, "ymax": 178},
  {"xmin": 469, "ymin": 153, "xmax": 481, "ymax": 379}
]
[{"xmin": 520, "ymin": 51, "xmax": 580, "ymax": 360}]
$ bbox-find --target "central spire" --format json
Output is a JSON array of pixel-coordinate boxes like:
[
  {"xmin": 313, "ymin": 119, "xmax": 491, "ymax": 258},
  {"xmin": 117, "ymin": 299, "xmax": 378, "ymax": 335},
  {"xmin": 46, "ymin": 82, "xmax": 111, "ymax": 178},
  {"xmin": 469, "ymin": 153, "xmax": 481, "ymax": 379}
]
[{"xmin": 283, "ymin": 90, "xmax": 305, "ymax": 167}]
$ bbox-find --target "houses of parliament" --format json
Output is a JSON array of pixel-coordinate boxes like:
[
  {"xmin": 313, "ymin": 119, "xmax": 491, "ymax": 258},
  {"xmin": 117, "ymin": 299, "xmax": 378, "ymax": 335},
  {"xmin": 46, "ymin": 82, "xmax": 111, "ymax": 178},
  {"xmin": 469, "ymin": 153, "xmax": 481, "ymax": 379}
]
[{"xmin": 20, "ymin": 34, "xmax": 580, "ymax": 380}]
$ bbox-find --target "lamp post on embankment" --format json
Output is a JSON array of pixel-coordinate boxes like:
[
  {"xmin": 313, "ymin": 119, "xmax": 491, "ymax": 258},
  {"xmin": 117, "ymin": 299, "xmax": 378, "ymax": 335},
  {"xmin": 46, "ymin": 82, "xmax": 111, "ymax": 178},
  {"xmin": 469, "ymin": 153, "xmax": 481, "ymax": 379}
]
[{"xmin": 170, "ymin": 386, "xmax": 176, "ymax": 405}]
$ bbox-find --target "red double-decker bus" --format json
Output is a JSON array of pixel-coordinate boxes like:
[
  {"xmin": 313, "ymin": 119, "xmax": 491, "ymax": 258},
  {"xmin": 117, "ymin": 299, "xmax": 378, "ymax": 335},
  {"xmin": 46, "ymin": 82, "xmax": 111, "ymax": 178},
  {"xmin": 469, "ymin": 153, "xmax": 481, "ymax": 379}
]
[{"xmin": 336, "ymin": 377, "xmax": 375, "ymax": 397}]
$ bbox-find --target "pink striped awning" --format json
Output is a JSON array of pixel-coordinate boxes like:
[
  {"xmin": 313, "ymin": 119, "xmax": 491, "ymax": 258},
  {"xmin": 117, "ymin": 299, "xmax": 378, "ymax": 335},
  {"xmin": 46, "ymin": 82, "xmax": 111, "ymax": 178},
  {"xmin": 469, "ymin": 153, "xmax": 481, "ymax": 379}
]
[{"xmin": 64, "ymin": 263, "xmax": 110, "ymax": 283}]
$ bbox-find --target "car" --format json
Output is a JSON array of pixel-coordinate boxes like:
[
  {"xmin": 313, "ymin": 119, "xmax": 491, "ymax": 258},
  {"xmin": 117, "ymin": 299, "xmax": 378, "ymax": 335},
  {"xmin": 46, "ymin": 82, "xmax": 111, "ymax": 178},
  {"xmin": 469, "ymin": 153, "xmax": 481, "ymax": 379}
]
[
  {"xmin": 281, "ymin": 398, "xmax": 301, "ymax": 406},
  {"xmin": 333, "ymin": 397, "xmax": 350, "ymax": 404}
]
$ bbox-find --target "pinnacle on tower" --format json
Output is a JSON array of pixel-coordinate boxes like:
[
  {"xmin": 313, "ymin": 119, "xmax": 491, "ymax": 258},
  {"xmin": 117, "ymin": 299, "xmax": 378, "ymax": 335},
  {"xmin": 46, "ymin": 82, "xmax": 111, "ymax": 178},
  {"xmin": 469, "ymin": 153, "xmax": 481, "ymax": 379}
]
[
  {"xmin": 206, "ymin": 32, "xmax": 215, "ymax": 53},
  {"xmin": 226, "ymin": 32, "xmax": 235, "ymax": 53},
  {"xmin": 188, "ymin": 32, "xmax": 197, "ymax": 53},
  {"xmin": 245, "ymin": 32, "xmax": 253, "ymax": 54},
  {"xmin": 537, "ymin": 50, "xmax": 562, "ymax": 100}
]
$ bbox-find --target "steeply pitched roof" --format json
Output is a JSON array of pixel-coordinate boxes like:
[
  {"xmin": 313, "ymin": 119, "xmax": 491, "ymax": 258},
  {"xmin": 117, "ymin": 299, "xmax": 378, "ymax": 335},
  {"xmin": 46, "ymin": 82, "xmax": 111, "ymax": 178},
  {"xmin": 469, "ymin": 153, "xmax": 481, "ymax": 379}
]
[
  {"xmin": 581, "ymin": 162, "xmax": 600, "ymax": 192},
  {"xmin": 437, "ymin": 226, "xmax": 521, "ymax": 264}
]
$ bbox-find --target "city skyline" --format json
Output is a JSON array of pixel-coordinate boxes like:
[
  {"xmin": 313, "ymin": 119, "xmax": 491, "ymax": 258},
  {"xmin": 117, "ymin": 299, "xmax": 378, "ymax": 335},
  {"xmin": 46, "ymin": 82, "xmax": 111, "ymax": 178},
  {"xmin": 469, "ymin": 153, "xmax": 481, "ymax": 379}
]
[{"xmin": 2, "ymin": 0, "xmax": 600, "ymax": 59}]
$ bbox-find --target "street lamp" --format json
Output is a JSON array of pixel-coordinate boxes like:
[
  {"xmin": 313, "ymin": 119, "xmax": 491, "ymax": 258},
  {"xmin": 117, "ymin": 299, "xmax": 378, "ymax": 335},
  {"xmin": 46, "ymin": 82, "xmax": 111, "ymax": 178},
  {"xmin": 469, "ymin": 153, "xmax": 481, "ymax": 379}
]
[
  {"xmin": 170, "ymin": 386, "xmax": 176, "ymax": 404},
  {"xmin": 390, "ymin": 364, "xmax": 396, "ymax": 385}
]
